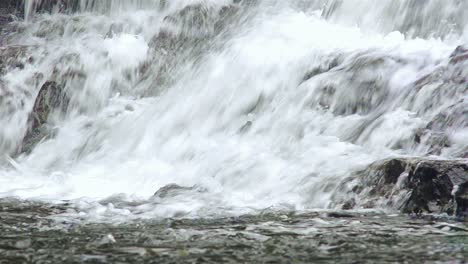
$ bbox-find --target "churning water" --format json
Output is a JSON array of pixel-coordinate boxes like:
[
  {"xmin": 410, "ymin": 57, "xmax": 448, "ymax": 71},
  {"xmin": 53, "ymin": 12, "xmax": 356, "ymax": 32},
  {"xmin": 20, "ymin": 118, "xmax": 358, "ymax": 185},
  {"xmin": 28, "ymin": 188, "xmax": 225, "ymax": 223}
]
[{"xmin": 0, "ymin": 0, "xmax": 467, "ymax": 222}]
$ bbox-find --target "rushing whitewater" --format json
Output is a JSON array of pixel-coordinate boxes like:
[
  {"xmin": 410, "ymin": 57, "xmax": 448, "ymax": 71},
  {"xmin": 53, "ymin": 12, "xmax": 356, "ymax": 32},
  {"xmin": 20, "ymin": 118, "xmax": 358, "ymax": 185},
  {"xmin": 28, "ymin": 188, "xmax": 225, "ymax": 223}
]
[{"xmin": 0, "ymin": 0, "xmax": 467, "ymax": 221}]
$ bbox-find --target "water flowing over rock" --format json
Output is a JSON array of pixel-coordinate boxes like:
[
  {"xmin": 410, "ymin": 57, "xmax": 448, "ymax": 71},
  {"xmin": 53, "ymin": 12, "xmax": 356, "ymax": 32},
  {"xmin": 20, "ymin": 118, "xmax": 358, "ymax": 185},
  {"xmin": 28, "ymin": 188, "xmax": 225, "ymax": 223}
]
[
  {"xmin": 0, "ymin": 46, "xmax": 30, "ymax": 75},
  {"xmin": 22, "ymin": 79, "xmax": 69, "ymax": 153},
  {"xmin": 153, "ymin": 183, "xmax": 204, "ymax": 199}
]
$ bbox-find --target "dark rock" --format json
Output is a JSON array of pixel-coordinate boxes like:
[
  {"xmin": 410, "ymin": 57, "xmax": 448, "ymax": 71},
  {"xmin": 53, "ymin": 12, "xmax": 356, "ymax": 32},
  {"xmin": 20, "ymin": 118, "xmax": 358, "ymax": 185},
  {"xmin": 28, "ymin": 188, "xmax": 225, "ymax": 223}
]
[
  {"xmin": 326, "ymin": 211, "xmax": 355, "ymax": 218},
  {"xmin": 333, "ymin": 158, "xmax": 468, "ymax": 218},
  {"xmin": 454, "ymin": 183, "xmax": 468, "ymax": 218}
]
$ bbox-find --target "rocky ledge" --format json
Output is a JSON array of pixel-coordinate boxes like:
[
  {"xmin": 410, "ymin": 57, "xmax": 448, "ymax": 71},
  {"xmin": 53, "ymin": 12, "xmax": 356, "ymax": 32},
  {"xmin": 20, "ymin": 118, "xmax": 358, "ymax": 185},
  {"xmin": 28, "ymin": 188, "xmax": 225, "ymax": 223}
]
[{"xmin": 334, "ymin": 158, "xmax": 468, "ymax": 219}]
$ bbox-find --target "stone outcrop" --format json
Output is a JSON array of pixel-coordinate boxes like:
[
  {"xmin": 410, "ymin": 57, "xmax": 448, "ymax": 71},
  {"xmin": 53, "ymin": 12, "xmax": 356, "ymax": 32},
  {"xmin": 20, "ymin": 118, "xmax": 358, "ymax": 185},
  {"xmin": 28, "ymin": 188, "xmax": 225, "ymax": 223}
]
[{"xmin": 334, "ymin": 158, "xmax": 468, "ymax": 218}]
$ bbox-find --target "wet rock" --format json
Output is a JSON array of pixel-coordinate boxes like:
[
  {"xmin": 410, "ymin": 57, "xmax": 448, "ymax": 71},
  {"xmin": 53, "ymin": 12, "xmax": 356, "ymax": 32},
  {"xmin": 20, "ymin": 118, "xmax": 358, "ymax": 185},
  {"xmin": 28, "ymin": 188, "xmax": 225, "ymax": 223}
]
[
  {"xmin": 334, "ymin": 158, "xmax": 468, "ymax": 218},
  {"xmin": 302, "ymin": 56, "xmax": 342, "ymax": 83},
  {"xmin": 413, "ymin": 129, "xmax": 451, "ymax": 156},
  {"xmin": 30, "ymin": 81, "xmax": 68, "ymax": 130},
  {"xmin": 141, "ymin": 3, "xmax": 240, "ymax": 95},
  {"xmin": 426, "ymin": 103, "xmax": 468, "ymax": 132},
  {"xmin": 150, "ymin": 2, "xmax": 239, "ymax": 51},
  {"xmin": 449, "ymin": 45, "xmax": 468, "ymax": 64},
  {"xmin": 412, "ymin": 100, "xmax": 468, "ymax": 157},
  {"xmin": 26, "ymin": 0, "xmax": 81, "ymax": 16},
  {"xmin": 0, "ymin": 12, "xmax": 16, "ymax": 28},
  {"xmin": 0, "ymin": 0, "xmax": 23, "ymax": 20},
  {"xmin": 404, "ymin": 46, "xmax": 468, "ymax": 157},
  {"xmin": 302, "ymin": 53, "xmax": 399, "ymax": 116},
  {"xmin": 453, "ymin": 182, "xmax": 468, "ymax": 218},
  {"xmin": 325, "ymin": 211, "xmax": 355, "ymax": 218},
  {"xmin": 0, "ymin": 46, "xmax": 31, "ymax": 74},
  {"xmin": 0, "ymin": 0, "xmax": 23, "ymax": 45},
  {"xmin": 153, "ymin": 184, "xmax": 203, "ymax": 199},
  {"xmin": 22, "ymin": 80, "xmax": 69, "ymax": 153},
  {"xmin": 162, "ymin": 3, "xmax": 239, "ymax": 38}
]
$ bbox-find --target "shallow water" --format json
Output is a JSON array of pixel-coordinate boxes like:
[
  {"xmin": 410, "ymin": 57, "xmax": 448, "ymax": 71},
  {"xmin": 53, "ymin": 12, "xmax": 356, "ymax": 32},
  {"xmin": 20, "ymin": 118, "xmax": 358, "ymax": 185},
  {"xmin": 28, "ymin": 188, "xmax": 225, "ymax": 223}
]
[{"xmin": 0, "ymin": 199, "xmax": 466, "ymax": 263}]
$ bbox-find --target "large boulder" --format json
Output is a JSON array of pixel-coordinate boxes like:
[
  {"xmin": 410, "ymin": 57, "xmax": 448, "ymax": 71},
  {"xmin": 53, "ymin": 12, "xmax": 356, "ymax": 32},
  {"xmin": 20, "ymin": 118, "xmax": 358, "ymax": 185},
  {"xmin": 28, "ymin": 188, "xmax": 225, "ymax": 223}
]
[{"xmin": 333, "ymin": 158, "xmax": 468, "ymax": 218}]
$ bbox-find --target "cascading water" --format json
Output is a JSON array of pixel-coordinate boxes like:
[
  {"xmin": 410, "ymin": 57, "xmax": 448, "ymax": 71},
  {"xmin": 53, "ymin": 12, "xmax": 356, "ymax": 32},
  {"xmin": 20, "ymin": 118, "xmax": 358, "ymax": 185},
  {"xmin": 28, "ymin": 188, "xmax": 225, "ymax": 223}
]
[{"xmin": 0, "ymin": 0, "xmax": 467, "ymax": 221}]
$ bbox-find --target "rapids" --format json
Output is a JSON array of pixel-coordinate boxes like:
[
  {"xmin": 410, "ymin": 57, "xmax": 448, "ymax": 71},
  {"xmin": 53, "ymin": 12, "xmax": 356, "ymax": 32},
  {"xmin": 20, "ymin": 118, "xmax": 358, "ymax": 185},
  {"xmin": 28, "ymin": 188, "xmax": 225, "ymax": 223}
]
[{"xmin": 0, "ymin": 0, "xmax": 467, "ymax": 221}]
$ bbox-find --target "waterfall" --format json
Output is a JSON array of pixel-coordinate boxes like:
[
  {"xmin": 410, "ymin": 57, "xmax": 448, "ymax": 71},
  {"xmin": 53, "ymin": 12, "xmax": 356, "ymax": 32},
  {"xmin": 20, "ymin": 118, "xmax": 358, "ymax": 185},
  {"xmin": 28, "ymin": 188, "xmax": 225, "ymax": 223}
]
[{"xmin": 0, "ymin": 0, "xmax": 466, "ymax": 220}]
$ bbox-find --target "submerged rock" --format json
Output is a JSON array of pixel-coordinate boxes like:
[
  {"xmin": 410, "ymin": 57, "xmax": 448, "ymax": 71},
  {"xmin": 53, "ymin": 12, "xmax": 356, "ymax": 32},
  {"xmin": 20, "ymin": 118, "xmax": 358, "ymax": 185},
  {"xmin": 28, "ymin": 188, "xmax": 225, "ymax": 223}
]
[{"xmin": 334, "ymin": 158, "xmax": 468, "ymax": 218}]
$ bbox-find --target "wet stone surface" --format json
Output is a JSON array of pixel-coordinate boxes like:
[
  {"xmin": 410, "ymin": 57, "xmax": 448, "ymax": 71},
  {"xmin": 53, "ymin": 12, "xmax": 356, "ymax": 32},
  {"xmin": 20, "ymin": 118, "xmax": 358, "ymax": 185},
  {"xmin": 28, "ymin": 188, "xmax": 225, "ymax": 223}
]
[{"xmin": 0, "ymin": 199, "xmax": 466, "ymax": 263}]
